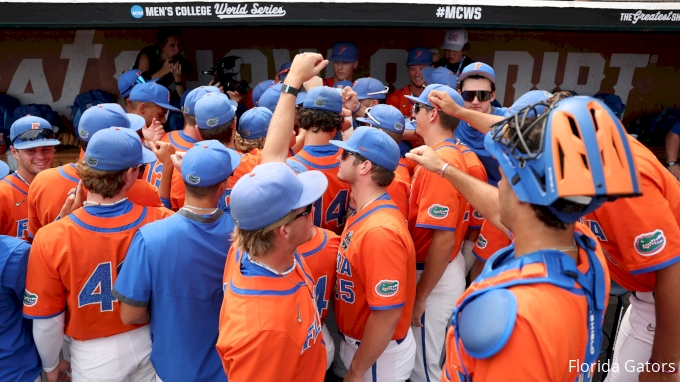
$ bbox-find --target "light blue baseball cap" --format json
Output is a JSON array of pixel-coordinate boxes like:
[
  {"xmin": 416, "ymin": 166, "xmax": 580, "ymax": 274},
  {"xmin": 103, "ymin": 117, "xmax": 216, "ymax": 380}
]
[
  {"xmin": 118, "ymin": 70, "xmax": 159, "ymax": 99},
  {"xmin": 0, "ymin": 160, "xmax": 8, "ymax": 179},
  {"xmin": 182, "ymin": 86, "xmax": 221, "ymax": 116},
  {"xmin": 253, "ymin": 80, "xmax": 276, "ymax": 106},
  {"xmin": 356, "ymin": 104, "xmax": 405, "ymax": 135},
  {"xmin": 10, "ymin": 116, "xmax": 61, "ymax": 150},
  {"xmin": 330, "ymin": 126, "xmax": 400, "ymax": 171},
  {"xmin": 195, "ymin": 93, "xmax": 236, "ymax": 130},
  {"xmin": 352, "ymin": 78, "xmax": 388, "ymax": 100},
  {"xmin": 129, "ymin": 82, "xmax": 179, "ymax": 111},
  {"xmin": 230, "ymin": 162, "xmax": 328, "ymax": 231},
  {"xmin": 84, "ymin": 127, "xmax": 156, "ymax": 171},
  {"xmin": 78, "ymin": 103, "xmax": 146, "ymax": 142},
  {"xmin": 458, "ymin": 62, "xmax": 496, "ymax": 85},
  {"xmin": 430, "ymin": 67, "xmax": 458, "ymax": 88},
  {"xmin": 303, "ymin": 87, "xmax": 343, "ymax": 113},
  {"xmin": 258, "ymin": 83, "xmax": 283, "ymax": 112},
  {"xmin": 507, "ymin": 90, "xmax": 553, "ymax": 117},
  {"xmin": 286, "ymin": 159, "xmax": 308, "ymax": 174},
  {"xmin": 181, "ymin": 140, "xmax": 241, "ymax": 187},
  {"xmin": 238, "ymin": 107, "xmax": 272, "ymax": 139},
  {"xmin": 405, "ymin": 84, "xmax": 463, "ymax": 109}
]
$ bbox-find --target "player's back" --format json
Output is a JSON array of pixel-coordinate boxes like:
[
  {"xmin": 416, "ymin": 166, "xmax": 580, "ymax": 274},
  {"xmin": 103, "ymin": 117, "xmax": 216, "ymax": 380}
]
[
  {"xmin": 27, "ymin": 164, "xmax": 79, "ymax": 238},
  {"xmin": 0, "ymin": 174, "xmax": 30, "ymax": 238},
  {"xmin": 386, "ymin": 159, "xmax": 411, "ymax": 219},
  {"xmin": 291, "ymin": 145, "xmax": 349, "ymax": 234},
  {"xmin": 299, "ymin": 227, "xmax": 339, "ymax": 323},
  {"xmin": 23, "ymin": 201, "xmax": 172, "ymax": 340}
]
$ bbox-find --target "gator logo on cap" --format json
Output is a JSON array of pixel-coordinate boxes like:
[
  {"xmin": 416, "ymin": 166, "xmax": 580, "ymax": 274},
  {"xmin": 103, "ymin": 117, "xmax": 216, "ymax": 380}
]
[
  {"xmin": 476, "ymin": 234, "xmax": 488, "ymax": 249},
  {"xmin": 240, "ymin": 129, "xmax": 251, "ymax": 138},
  {"xmin": 79, "ymin": 129, "xmax": 89, "ymax": 138},
  {"xmin": 544, "ymin": 91, "xmax": 553, "ymax": 97},
  {"xmin": 394, "ymin": 122, "xmax": 404, "ymax": 131},
  {"xmin": 428, "ymin": 204, "xmax": 449, "ymax": 219},
  {"xmin": 181, "ymin": 105, "xmax": 189, "ymax": 113},
  {"xmin": 23, "ymin": 290, "xmax": 38, "ymax": 306},
  {"xmin": 634, "ymin": 229, "xmax": 666, "ymax": 256},
  {"xmin": 186, "ymin": 174, "xmax": 201, "ymax": 185},
  {"xmin": 314, "ymin": 99, "xmax": 326, "ymax": 107},
  {"xmin": 232, "ymin": 217, "xmax": 239, "ymax": 226},
  {"xmin": 86, "ymin": 156, "xmax": 98, "ymax": 166},
  {"xmin": 472, "ymin": 210, "xmax": 483, "ymax": 220},
  {"xmin": 31, "ymin": 123, "xmax": 41, "ymax": 130},
  {"xmin": 206, "ymin": 118, "xmax": 219, "ymax": 127},
  {"xmin": 474, "ymin": 62, "xmax": 483, "ymax": 70},
  {"xmin": 375, "ymin": 280, "xmax": 399, "ymax": 297}
]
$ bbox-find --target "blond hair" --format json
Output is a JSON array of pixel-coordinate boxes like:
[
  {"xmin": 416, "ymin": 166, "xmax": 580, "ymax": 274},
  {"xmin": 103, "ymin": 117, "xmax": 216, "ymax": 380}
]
[
  {"xmin": 76, "ymin": 160, "xmax": 128, "ymax": 198},
  {"xmin": 231, "ymin": 209, "xmax": 298, "ymax": 257},
  {"xmin": 234, "ymin": 132, "xmax": 266, "ymax": 153}
]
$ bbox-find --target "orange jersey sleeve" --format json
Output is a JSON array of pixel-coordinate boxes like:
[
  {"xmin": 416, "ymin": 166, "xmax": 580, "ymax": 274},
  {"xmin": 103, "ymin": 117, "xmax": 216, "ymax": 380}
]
[
  {"xmin": 458, "ymin": 143, "xmax": 488, "ymax": 230},
  {"xmin": 0, "ymin": 174, "xmax": 30, "ymax": 238},
  {"xmin": 386, "ymin": 161, "xmax": 411, "ymax": 219},
  {"xmin": 299, "ymin": 227, "xmax": 340, "ymax": 323},
  {"xmin": 27, "ymin": 165, "xmax": 80, "ymax": 238},
  {"xmin": 128, "ymin": 179, "xmax": 162, "ymax": 208},
  {"xmin": 473, "ymin": 220, "xmax": 512, "ymax": 262},
  {"xmin": 335, "ymin": 196, "xmax": 416, "ymax": 341},
  {"xmin": 386, "ymin": 86, "xmax": 414, "ymax": 117},
  {"xmin": 408, "ymin": 141, "xmax": 468, "ymax": 262},
  {"xmin": 170, "ymin": 168, "xmax": 186, "ymax": 210},
  {"xmin": 291, "ymin": 146, "xmax": 350, "ymax": 234},
  {"xmin": 23, "ymin": 203, "xmax": 171, "ymax": 340}
]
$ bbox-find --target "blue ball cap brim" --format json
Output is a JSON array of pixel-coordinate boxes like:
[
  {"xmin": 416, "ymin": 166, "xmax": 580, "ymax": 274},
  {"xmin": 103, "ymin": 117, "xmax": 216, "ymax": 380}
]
[
  {"xmin": 126, "ymin": 113, "xmax": 146, "ymax": 131},
  {"xmin": 227, "ymin": 148, "xmax": 242, "ymax": 174},
  {"xmin": 141, "ymin": 146, "xmax": 157, "ymax": 165},
  {"xmin": 295, "ymin": 170, "xmax": 328, "ymax": 209},
  {"xmin": 0, "ymin": 160, "xmax": 9, "ymax": 179},
  {"xmin": 13, "ymin": 139, "xmax": 60, "ymax": 150}
]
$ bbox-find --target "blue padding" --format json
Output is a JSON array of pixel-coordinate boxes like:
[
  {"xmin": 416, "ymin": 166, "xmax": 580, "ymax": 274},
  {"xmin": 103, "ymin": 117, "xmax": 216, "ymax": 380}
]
[{"xmin": 459, "ymin": 289, "xmax": 517, "ymax": 359}]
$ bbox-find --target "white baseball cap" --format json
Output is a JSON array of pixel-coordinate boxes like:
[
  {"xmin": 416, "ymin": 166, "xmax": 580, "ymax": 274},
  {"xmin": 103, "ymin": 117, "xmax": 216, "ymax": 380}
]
[{"xmin": 441, "ymin": 29, "xmax": 468, "ymax": 51}]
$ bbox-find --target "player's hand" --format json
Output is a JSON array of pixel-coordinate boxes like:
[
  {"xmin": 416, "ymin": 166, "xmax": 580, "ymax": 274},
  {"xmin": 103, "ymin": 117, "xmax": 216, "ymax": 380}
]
[
  {"xmin": 411, "ymin": 297, "xmax": 426, "ymax": 327},
  {"xmin": 46, "ymin": 359, "xmax": 71, "ymax": 382},
  {"xmin": 226, "ymin": 90, "xmax": 243, "ymax": 104},
  {"xmin": 286, "ymin": 52, "xmax": 329, "ymax": 88},
  {"xmin": 171, "ymin": 151, "xmax": 185, "ymax": 172},
  {"xmin": 142, "ymin": 118, "xmax": 165, "ymax": 143},
  {"xmin": 341, "ymin": 87, "xmax": 360, "ymax": 114},
  {"xmin": 639, "ymin": 370, "xmax": 680, "ymax": 382},
  {"xmin": 432, "ymin": 53, "xmax": 442, "ymax": 63},
  {"xmin": 668, "ymin": 165, "xmax": 680, "ymax": 181},
  {"xmin": 147, "ymin": 140, "xmax": 175, "ymax": 166},
  {"xmin": 303, "ymin": 76, "xmax": 323, "ymax": 91},
  {"xmin": 58, "ymin": 180, "xmax": 84, "ymax": 219},
  {"xmin": 406, "ymin": 146, "xmax": 447, "ymax": 174},
  {"xmin": 208, "ymin": 80, "xmax": 225, "ymax": 93},
  {"xmin": 428, "ymin": 89, "xmax": 464, "ymax": 117}
]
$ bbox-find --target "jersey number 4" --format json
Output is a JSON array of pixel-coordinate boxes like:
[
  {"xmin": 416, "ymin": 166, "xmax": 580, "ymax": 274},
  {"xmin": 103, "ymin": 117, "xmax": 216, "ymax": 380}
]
[
  {"xmin": 313, "ymin": 190, "xmax": 349, "ymax": 227},
  {"xmin": 78, "ymin": 262, "xmax": 118, "ymax": 312}
]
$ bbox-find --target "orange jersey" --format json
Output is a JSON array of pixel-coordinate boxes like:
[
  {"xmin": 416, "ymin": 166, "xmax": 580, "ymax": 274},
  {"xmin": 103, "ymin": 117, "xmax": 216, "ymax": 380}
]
[
  {"xmin": 156, "ymin": 130, "xmax": 198, "ymax": 210},
  {"xmin": 473, "ymin": 220, "xmax": 512, "ymax": 262},
  {"xmin": 334, "ymin": 194, "xmax": 416, "ymax": 341},
  {"xmin": 218, "ymin": 248, "xmax": 327, "ymax": 382},
  {"xmin": 443, "ymin": 222, "xmax": 609, "ymax": 382},
  {"xmin": 323, "ymin": 78, "xmax": 336, "ymax": 87},
  {"xmin": 458, "ymin": 141, "xmax": 487, "ymax": 231},
  {"xmin": 291, "ymin": 145, "xmax": 350, "ymax": 234},
  {"xmin": 386, "ymin": 159, "xmax": 411, "ymax": 219},
  {"xmin": 298, "ymin": 227, "xmax": 340, "ymax": 323},
  {"xmin": 0, "ymin": 174, "xmax": 30, "ymax": 239},
  {"xmin": 408, "ymin": 139, "xmax": 468, "ymax": 263},
  {"xmin": 27, "ymin": 164, "xmax": 162, "ymax": 238},
  {"xmin": 581, "ymin": 137, "xmax": 680, "ymax": 293},
  {"xmin": 23, "ymin": 202, "xmax": 172, "ymax": 340},
  {"xmin": 386, "ymin": 86, "xmax": 415, "ymax": 117}
]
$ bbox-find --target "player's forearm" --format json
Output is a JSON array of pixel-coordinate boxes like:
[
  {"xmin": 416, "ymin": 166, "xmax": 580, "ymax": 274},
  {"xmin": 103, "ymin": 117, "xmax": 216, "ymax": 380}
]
[
  {"xmin": 651, "ymin": 261, "xmax": 680, "ymax": 366},
  {"xmin": 665, "ymin": 132, "xmax": 680, "ymax": 162},
  {"xmin": 442, "ymin": 165, "xmax": 509, "ymax": 238},
  {"xmin": 348, "ymin": 308, "xmax": 402, "ymax": 377},
  {"xmin": 458, "ymin": 108, "xmax": 505, "ymax": 135},
  {"xmin": 261, "ymin": 79, "xmax": 300, "ymax": 164},
  {"xmin": 119, "ymin": 303, "xmax": 150, "ymax": 325},
  {"xmin": 157, "ymin": 160, "xmax": 173, "ymax": 201},
  {"xmin": 33, "ymin": 312, "xmax": 65, "ymax": 372},
  {"xmin": 470, "ymin": 258, "xmax": 485, "ymax": 281},
  {"xmin": 416, "ymin": 230, "xmax": 456, "ymax": 301}
]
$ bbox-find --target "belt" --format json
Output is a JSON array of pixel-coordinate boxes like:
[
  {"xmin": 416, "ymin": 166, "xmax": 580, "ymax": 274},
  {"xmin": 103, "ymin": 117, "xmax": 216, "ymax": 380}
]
[{"xmin": 339, "ymin": 331, "xmax": 406, "ymax": 346}]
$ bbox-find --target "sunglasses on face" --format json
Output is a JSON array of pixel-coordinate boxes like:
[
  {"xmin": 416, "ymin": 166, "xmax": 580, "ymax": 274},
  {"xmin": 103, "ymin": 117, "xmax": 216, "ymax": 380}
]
[
  {"xmin": 12, "ymin": 128, "xmax": 56, "ymax": 144},
  {"xmin": 413, "ymin": 103, "xmax": 434, "ymax": 114},
  {"xmin": 340, "ymin": 150, "xmax": 360, "ymax": 161},
  {"xmin": 292, "ymin": 204, "xmax": 313, "ymax": 221},
  {"xmin": 461, "ymin": 90, "xmax": 493, "ymax": 102}
]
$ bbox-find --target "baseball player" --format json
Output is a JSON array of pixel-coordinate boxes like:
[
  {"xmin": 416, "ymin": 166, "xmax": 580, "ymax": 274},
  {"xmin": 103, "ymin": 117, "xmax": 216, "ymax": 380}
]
[
  {"xmin": 324, "ymin": 42, "xmax": 359, "ymax": 87},
  {"xmin": 234, "ymin": 106, "xmax": 273, "ymax": 154},
  {"xmin": 355, "ymin": 104, "xmax": 411, "ymax": 219},
  {"xmin": 0, "ymin": 116, "xmax": 60, "ymax": 239},
  {"xmin": 289, "ymin": 86, "xmax": 350, "ymax": 234},
  {"xmin": 113, "ymin": 140, "xmax": 241, "ymax": 382},
  {"xmin": 469, "ymin": 219, "xmax": 511, "ymax": 279},
  {"xmin": 404, "ymin": 84, "xmax": 469, "ymax": 382},
  {"xmin": 26, "ymin": 104, "xmax": 169, "ymax": 239},
  {"xmin": 126, "ymin": 82, "xmax": 179, "ymax": 127},
  {"xmin": 330, "ymin": 126, "xmax": 417, "ymax": 382},
  {"xmin": 406, "ymin": 95, "xmax": 641, "ymax": 381},
  {"xmin": 387, "ymin": 47, "xmax": 433, "ymax": 117},
  {"xmin": 23, "ymin": 127, "xmax": 173, "ymax": 381}
]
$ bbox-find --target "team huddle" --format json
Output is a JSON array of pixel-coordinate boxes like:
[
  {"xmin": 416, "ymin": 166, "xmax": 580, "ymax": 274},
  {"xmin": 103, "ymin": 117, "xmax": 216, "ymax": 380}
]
[{"xmin": 1, "ymin": 33, "xmax": 679, "ymax": 382}]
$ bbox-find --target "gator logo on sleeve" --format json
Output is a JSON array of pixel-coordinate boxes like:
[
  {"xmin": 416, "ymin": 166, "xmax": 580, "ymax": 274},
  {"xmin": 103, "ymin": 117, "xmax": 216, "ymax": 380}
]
[
  {"xmin": 340, "ymin": 231, "xmax": 353, "ymax": 251},
  {"xmin": 476, "ymin": 234, "xmax": 488, "ymax": 249},
  {"xmin": 375, "ymin": 280, "xmax": 399, "ymax": 297},
  {"xmin": 428, "ymin": 204, "xmax": 449, "ymax": 219},
  {"xmin": 472, "ymin": 210, "xmax": 483, "ymax": 220},
  {"xmin": 23, "ymin": 290, "xmax": 38, "ymax": 306},
  {"xmin": 634, "ymin": 229, "xmax": 666, "ymax": 256}
]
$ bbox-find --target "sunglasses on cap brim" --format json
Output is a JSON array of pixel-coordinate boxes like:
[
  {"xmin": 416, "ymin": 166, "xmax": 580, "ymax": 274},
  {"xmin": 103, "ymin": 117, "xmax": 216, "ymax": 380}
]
[{"xmin": 12, "ymin": 128, "xmax": 56, "ymax": 144}]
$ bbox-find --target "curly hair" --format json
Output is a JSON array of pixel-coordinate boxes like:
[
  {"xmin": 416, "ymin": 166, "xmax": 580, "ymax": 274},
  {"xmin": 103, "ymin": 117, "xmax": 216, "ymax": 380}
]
[
  {"xmin": 234, "ymin": 132, "xmax": 266, "ymax": 153},
  {"xmin": 298, "ymin": 109, "xmax": 343, "ymax": 133}
]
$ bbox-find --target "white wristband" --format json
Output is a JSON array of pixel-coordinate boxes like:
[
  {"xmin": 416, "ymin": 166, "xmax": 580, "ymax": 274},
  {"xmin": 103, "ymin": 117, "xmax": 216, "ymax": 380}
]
[{"xmin": 440, "ymin": 163, "xmax": 450, "ymax": 177}]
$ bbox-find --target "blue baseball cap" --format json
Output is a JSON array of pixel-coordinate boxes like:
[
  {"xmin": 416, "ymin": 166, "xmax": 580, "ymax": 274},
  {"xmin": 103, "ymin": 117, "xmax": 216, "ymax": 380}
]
[
  {"xmin": 10, "ymin": 116, "xmax": 61, "ymax": 150},
  {"xmin": 329, "ymin": 42, "xmax": 358, "ymax": 62},
  {"xmin": 182, "ymin": 140, "xmax": 241, "ymax": 187},
  {"xmin": 405, "ymin": 118, "xmax": 416, "ymax": 131},
  {"xmin": 406, "ymin": 47, "xmax": 433, "ymax": 66},
  {"xmin": 129, "ymin": 82, "xmax": 180, "ymax": 111},
  {"xmin": 0, "ymin": 160, "xmax": 8, "ymax": 179},
  {"xmin": 182, "ymin": 86, "xmax": 221, "ymax": 116},
  {"xmin": 253, "ymin": 80, "xmax": 276, "ymax": 106},
  {"xmin": 507, "ymin": 90, "xmax": 553, "ymax": 117},
  {"xmin": 238, "ymin": 107, "xmax": 272, "ymax": 139},
  {"xmin": 352, "ymin": 78, "xmax": 388, "ymax": 100},
  {"xmin": 258, "ymin": 83, "xmax": 283, "ymax": 112},
  {"xmin": 84, "ymin": 127, "xmax": 156, "ymax": 171},
  {"xmin": 330, "ymin": 126, "xmax": 400, "ymax": 171},
  {"xmin": 333, "ymin": 80, "xmax": 354, "ymax": 89},
  {"xmin": 430, "ymin": 67, "xmax": 458, "ymax": 88},
  {"xmin": 230, "ymin": 162, "xmax": 328, "ymax": 230},
  {"xmin": 195, "ymin": 93, "xmax": 236, "ymax": 130},
  {"xmin": 286, "ymin": 159, "xmax": 308, "ymax": 174},
  {"xmin": 458, "ymin": 62, "xmax": 496, "ymax": 85},
  {"xmin": 405, "ymin": 84, "xmax": 464, "ymax": 109},
  {"xmin": 118, "ymin": 70, "xmax": 158, "ymax": 98},
  {"xmin": 296, "ymin": 91, "xmax": 307, "ymax": 106},
  {"xmin": 422, "ymin": 67, "xmax": 436, "ymax": 86},
  {"xmin": 78, "ymin": 103, "xmax": 146, "ymax": 142},
  {"xmin": 356, "ymin": 104, "xmax": 405, "ymax": 135},
  {"xmin": 303, "ymin": 87, "xmax": 343, "ymax": 113},
  {"xmin": 277, "ymin": 63, "xmax": 291, "ymax": 80},
  {"xmin": 594, "ymin": 93, "xmax": 626, "ymax": 118}
]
